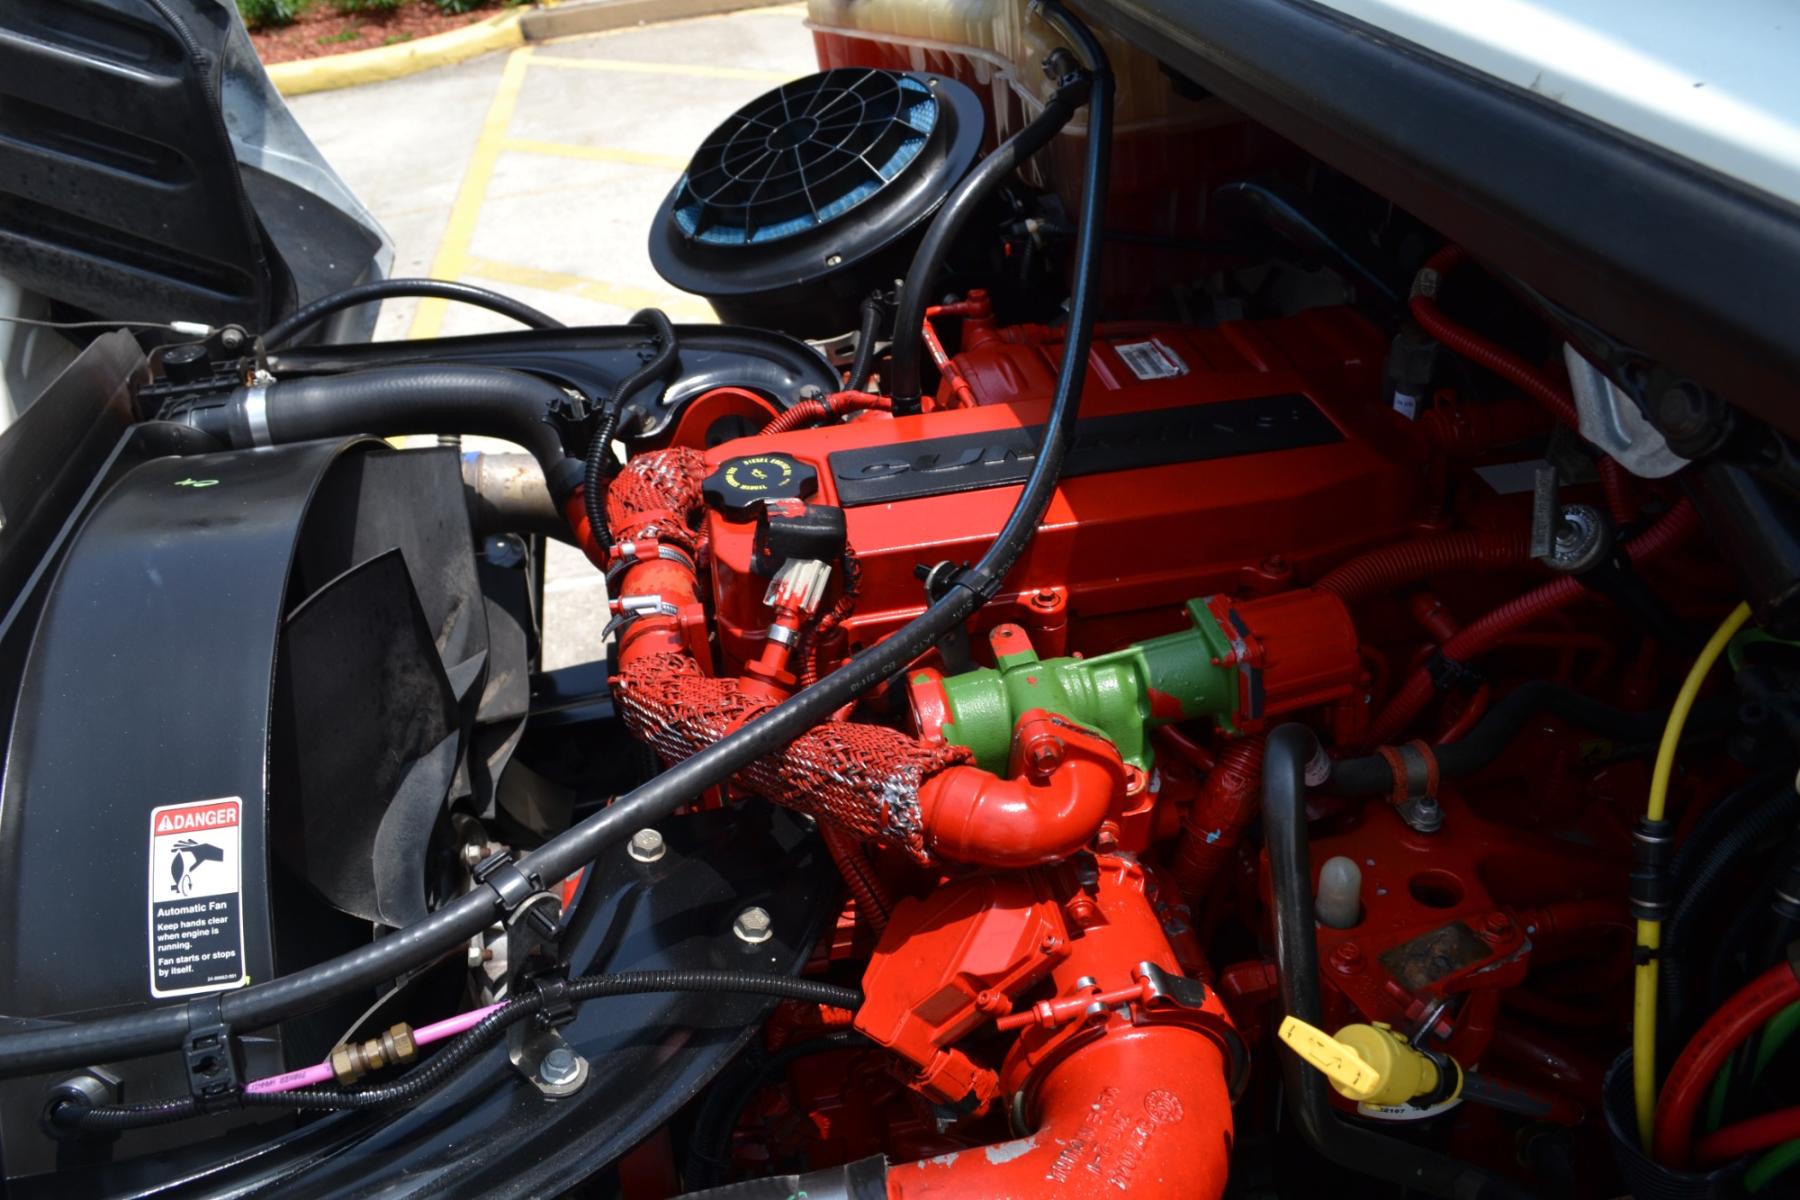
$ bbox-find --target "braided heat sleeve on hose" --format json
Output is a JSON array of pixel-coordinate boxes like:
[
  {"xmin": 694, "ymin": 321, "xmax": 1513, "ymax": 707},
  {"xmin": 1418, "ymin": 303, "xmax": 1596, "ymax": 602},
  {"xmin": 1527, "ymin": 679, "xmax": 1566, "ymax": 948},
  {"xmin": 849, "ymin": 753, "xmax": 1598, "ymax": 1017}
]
[
  {"xmin": 606, "ymin": 447, "xmax": 710, "ymax": 551},
  {"xmin": 615, "ymin": 653, "xmax": 970, "ymax": 861}
]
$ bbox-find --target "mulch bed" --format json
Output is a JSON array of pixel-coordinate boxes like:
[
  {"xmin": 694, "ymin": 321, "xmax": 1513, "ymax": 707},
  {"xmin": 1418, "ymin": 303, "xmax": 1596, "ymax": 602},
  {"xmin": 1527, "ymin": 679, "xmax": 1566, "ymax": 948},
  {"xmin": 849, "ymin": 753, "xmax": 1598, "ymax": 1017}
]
[{"xmin": 250, "ymin": 1, "xmax": 505, "ymax": 64}]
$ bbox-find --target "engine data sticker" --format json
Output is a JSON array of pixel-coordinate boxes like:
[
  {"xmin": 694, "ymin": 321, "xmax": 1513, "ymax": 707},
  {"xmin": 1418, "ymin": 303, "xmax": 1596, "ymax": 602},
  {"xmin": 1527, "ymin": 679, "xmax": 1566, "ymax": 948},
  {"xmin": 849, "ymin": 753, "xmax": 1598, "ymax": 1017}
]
[
  {"xmin": 1115, "ymin": 339, "xmax": 1187, "ymax": 381},
  {"xmin": 147, "ymin": 797, "xmax": 247, "ymax": 998}
]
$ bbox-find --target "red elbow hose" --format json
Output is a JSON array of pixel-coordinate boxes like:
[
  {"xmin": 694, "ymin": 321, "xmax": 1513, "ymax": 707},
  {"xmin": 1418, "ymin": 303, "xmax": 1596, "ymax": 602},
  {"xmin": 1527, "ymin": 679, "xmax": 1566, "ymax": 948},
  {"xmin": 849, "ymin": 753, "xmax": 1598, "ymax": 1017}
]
[
  {"xmin": 1654, "ymin": 962, "xmax": 1800, "ymax": 1168},
  {"xmin": 916, "ymin": 718, "xmax": 1125, "ymax": 868},
  {"xmin": 1315, "ymin": 530, "xmax": 1535, "ymax": 603},
  {"xmin": 1366, "ymin": 500, "xmax": 1697, "ymax": 745},
  {"xmin": 760, "ymin": 390, "xmax": 891, "ymax": 435}
]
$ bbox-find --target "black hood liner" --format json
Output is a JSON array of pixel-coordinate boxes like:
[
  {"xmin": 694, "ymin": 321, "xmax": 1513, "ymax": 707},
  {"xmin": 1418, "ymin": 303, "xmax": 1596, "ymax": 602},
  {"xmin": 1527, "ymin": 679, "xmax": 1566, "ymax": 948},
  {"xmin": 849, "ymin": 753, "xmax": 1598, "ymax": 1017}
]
[{"xmin": 0, "ymin": 0, "xmax": 292, "ymax": 328}]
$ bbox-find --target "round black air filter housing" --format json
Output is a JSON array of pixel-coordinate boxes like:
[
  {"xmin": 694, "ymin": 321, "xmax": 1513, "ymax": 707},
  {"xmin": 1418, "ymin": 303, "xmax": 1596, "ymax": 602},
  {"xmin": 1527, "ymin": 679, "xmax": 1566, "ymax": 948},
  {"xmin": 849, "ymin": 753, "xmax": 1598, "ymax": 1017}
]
[{"xmin": 649, "ymin": 67, "xmax": 984, "ymax": 339}]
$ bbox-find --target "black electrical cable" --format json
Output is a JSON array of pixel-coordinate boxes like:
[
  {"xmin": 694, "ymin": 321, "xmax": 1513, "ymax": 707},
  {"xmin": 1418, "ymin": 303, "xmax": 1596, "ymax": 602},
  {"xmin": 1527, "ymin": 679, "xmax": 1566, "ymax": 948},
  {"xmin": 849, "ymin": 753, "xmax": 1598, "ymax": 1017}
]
[
  {"xmin": 53, "ymin": 971, "xmax": 862, "ymax": 1132},
  {"xmin": 885, "ymin": 66, "xmax": 1091, "ymax": 409},
  {"xmin": 261, "ymin": 279, "xmax": 562, "ymax": 350},
  {"xmin": 583, "ymin": 309, "xmax": 679, "ymax": 552},
  {"xmin": 846, "ymin": 292, "xmax": 885, "ymax": 394},
  {"xmin": 1329, "ymin": 681, "xmax": 1732, "ymax": 796},
  {"xmin": 0, "ymin": 0, "xmax": 1112, "ymax": 1083},
  {"xmin": 1265, "ymin": 724, "xmax": 1538, "ymax": 1200},
  {"xmin": 687, "ymin": 1030, "xmax": 869, "ymax": 1187}
]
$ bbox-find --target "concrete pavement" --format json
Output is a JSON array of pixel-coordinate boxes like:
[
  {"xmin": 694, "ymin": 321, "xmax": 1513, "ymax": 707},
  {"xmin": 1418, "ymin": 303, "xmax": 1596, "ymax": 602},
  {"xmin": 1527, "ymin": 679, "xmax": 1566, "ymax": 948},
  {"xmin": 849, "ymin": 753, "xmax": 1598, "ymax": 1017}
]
[{"xmin": 287, "ymin": 5, "xmax": 818, "ymax": 668}]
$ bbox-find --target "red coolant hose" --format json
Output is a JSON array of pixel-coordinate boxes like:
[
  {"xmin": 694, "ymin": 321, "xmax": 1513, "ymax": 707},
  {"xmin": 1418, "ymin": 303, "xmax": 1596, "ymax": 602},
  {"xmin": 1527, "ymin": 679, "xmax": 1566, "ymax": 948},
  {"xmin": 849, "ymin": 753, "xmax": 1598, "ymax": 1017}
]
[
  {"xmin": 1315, "ymin": 530, "xmax": 1535, "ymax": 603},
  {"xmin": 1365, "ymin": 500, "xmax": 1698, "ymax": 745},
  {"xmin": 1697, "ymin": 1106, "xmax": 1800, "ymax": 1167},
  {"xmin": 1654, "ymin": 962, "xmax": 1800, "ymax": 1168},
  {"xmin": 1414, "ymin": 245, "xmax": 1635, "ymax": 525}
]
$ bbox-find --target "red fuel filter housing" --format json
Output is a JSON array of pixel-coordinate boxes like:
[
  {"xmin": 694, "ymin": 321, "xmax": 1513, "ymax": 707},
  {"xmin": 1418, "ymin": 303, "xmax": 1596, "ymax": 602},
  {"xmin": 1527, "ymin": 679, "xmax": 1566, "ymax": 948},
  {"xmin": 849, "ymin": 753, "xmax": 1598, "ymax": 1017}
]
[{"xmin": 703, "ymin": 306, "xmax": 1421, "ymax": 670}]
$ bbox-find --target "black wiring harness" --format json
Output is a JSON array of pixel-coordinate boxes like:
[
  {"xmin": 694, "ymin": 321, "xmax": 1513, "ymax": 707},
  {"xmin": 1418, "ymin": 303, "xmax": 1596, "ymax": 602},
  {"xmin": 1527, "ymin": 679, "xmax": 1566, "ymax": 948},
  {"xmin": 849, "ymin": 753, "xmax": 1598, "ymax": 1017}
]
[{"xmin": 52, "ymin": 971, "xmax": 862, "ymax": 1134}]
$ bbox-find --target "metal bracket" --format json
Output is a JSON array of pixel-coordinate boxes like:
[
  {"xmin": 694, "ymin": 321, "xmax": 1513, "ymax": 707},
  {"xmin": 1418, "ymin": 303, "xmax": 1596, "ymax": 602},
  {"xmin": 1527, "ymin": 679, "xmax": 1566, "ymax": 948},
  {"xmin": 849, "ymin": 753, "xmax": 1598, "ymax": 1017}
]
[
  {"xmin": 182, "ymin": 995, "xmax": 241, "ymax": 1113},
  {"xmin": 1135, "ymin": 961, "xmax": 1208, "ymax": 1010}
]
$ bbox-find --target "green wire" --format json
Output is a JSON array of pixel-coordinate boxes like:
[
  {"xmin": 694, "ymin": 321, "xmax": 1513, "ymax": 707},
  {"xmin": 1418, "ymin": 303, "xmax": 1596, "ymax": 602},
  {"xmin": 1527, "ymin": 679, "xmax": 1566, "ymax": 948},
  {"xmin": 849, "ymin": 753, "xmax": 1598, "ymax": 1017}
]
[
  {"xmin": 1734, "ymin": 1002, "xmax": 1800, "ymax": 1190},
  {"xmin": 1747, "ymin": 1141, "xmax": 1800, "ymax": 1193}
]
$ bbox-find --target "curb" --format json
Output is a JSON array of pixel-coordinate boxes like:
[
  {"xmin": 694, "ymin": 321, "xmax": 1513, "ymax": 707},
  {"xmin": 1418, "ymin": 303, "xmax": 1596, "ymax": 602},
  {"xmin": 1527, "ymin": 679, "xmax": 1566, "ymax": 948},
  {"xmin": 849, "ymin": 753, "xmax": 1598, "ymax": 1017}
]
[
  {"xmin": 266, "ymin": 8, "xmax": 527, "ymax": 98},
  {"xmin": 519, "ymin": 0, "xmax": 787, "ymax": 41}
]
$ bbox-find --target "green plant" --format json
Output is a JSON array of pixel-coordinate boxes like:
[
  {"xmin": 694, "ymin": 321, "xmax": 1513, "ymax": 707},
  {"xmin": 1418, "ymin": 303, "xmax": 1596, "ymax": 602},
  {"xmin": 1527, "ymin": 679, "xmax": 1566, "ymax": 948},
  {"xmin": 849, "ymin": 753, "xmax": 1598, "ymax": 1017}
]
[
  {"xmin": 330, "ymin": 0, "xmax": 401, "ymax": 14},
  {"xmin": 433, "ymin": 0, "xmax": 489, "ymax": 13},
  {"xmin": 382, "ymin": 32, "xmax": 415, "ymax": 44},
  {"xmin": 318, "ymin": 25, "xmax": 362, "ymax": 42},
  {"xmin": 234, "ymin": 0, "xmax": 297, "ymax": 30}
]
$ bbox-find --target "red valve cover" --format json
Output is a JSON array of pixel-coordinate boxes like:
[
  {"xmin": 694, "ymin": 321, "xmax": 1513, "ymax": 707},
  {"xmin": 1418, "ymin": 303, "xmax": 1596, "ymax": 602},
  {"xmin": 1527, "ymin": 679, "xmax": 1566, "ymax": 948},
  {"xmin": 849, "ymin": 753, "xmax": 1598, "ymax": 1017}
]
[{"xmin": 704, "ymin": 306, "xmax": 1420, "ymax": 669}]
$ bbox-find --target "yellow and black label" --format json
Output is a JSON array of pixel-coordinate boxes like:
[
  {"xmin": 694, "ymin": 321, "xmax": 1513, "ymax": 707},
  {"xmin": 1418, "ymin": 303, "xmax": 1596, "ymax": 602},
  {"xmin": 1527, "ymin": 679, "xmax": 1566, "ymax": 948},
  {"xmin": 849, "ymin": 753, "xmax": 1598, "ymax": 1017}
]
[{"xmin": 723, "ymin": 455, "xmax": 795, "ymax": 494}]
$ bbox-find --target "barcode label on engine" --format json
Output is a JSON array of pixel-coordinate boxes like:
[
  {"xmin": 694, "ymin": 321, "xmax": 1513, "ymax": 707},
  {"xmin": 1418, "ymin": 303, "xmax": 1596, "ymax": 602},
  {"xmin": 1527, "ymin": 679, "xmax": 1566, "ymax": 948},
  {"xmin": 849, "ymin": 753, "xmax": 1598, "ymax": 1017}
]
[
  {"xmin": 1115, "ymin": 339, "xmax": 1187, "ymax": 381},
  {"xmin": 147, "ymin": 797, "xmax": 247, "ymax": 998}
]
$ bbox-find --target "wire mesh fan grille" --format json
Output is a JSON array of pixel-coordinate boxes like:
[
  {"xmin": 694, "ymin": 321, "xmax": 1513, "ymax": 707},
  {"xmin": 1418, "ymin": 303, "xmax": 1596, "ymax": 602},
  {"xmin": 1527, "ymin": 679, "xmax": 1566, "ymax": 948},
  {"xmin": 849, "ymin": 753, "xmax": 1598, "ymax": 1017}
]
[{"xmin": 672, "ymin": 68, "xmax": 939, "ymax": 247}]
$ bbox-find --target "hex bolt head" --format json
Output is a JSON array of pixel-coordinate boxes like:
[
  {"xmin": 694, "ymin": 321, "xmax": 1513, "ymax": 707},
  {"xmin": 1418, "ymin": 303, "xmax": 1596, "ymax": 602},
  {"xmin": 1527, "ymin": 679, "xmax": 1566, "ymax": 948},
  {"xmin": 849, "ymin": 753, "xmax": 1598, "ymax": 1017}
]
[
  {"xmin": 733, "ymin": 906, "xmax": 774, "ymax": 945},
  {"xmin": 628, "ymin": 828, "xmax": 666, "ymax": 863},
  {"xmin": 538, "ymin": 1046, "xmax": 580, "ymax": 1086}
]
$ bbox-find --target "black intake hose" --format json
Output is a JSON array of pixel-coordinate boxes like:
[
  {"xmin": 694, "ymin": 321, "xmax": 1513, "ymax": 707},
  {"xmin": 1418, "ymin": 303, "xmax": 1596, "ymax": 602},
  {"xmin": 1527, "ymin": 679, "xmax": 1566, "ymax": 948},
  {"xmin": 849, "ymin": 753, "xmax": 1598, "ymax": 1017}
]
[
  {"xmin": 184, "ymin": 365, "xmax": 582, "ymax": 500},
  {"xmin": 846, "ymin": 292, "xmax": 885, "ymax": 394},
  {"xmin": 260, "ymin": 278, "xmax": 562, "ymax": 350},
  {"xmin": 1329, "ymin": 681, "xmax": 1730, "ymax": 796},
  {"xmin": 1266, "ymin": 724, "xmax": 1538, "ymax": 1200},
  {"xmin": 583, "ymin": 308, "xmax": 679, "ymax": 551},
  {"xmin": 0, "ymin": 0, "xmax": 1113, "ymax": 1082},
  {"xmin": 53, "ymin": 971, "xmax": 862, "ymax": 1131},
  {"xmin": 885, "ymin": 69, "xmax": 1090, "ymax": 409}
]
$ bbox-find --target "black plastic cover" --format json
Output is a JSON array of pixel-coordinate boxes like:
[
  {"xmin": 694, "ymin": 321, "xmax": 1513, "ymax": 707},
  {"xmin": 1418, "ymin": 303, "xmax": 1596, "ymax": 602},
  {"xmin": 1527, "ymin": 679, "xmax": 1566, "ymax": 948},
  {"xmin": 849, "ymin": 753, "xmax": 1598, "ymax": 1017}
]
[{"xmin": 0, "ymin": 0, "xmax": 291, "ymax": 327}]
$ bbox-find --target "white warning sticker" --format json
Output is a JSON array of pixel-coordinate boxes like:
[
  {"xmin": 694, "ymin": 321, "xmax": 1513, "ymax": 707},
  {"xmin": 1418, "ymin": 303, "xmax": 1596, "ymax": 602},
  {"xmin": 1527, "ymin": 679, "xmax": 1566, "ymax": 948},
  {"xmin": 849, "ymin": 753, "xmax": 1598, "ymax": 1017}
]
[
  {"xmin": 147, "ymin": 797, "xmax": 247, "ymax": 998},
  {"xmin": 1115, "ymin": 338, "xmax": 1187, "ymax": 381}
]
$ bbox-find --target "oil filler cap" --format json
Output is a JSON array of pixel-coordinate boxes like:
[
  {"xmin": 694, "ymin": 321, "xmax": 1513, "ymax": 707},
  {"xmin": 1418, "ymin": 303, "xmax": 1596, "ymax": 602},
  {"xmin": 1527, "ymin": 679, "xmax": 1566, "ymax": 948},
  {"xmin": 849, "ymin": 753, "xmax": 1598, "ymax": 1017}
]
[{"xmin": 703, "ymin": 453, "xmax": 818, "ymax": 521}]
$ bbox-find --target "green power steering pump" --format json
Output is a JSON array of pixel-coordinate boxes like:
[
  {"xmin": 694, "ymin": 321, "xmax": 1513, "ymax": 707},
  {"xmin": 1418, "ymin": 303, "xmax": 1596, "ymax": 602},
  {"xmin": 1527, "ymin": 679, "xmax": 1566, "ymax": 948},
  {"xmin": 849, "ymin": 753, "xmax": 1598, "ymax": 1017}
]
[{"xmin": 906, "ymin": 590, "xmax": 1360, "ymax": 772}]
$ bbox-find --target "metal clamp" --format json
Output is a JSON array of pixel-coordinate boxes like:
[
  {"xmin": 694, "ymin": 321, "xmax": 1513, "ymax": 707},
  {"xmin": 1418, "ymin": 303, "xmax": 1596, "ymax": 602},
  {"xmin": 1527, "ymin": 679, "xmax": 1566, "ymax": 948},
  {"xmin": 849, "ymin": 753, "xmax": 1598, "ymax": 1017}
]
[
  {"xmin": 599, "ymin": 593, "xmax": 683, "ymax": 644},
  {"xmin": 604, "ymin": 540, "xmax": 695, "ymax": 590}
]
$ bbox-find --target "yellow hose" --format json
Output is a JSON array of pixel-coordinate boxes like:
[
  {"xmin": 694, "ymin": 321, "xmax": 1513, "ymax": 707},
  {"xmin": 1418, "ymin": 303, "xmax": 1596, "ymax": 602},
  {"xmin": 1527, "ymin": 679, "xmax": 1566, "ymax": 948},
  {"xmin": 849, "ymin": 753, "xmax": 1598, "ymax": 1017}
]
[{"xmin": 1633, "ymin": 600, "xmax": 1753, "ymax": 1150}]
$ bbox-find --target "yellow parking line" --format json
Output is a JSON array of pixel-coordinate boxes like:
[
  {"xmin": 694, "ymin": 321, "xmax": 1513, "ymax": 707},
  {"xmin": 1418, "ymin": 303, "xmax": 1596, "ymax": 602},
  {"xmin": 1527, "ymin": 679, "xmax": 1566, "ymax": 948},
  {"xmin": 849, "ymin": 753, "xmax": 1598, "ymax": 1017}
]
[
  {"xmin": 528, "ymin": 54, "xmax": 795, "ymax": 82},
  {"xmin": 462, "ymin": 257, "xmax": 714, "ymax": 322},
  {"xmin": 500, "ymin": 138, "xmax": 688, "ymax": 172},
  {"xmin": 409, "ymin": 46, "xmax": 533, "ymax": 340}
]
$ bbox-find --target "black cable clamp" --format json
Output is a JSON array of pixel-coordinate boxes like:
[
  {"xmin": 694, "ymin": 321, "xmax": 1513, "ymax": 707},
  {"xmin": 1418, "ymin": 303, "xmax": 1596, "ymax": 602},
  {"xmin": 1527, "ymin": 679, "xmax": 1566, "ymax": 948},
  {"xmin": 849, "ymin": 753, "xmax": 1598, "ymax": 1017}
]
[
  {"xmin": 182, "ymin": 995, "xmax": 242, "ymax": 1114},
  {"xmin": 527, "ymin": 972, "xmax": 578, "ymax": 1032},
  {"xmin": 472, "ymin": 848, "xmax": 541, "ymax": 915},
  {"xmin": 1633, "ymin": 944, "xmax": 1661, "ymax": 967},
  {"xmin": 1629, "ymin": 816, "xmax": 1674, "ymax": 923},
  {"xmin": 1425, "ymin": 650, "xmax": 1484, "ymax": 693}
]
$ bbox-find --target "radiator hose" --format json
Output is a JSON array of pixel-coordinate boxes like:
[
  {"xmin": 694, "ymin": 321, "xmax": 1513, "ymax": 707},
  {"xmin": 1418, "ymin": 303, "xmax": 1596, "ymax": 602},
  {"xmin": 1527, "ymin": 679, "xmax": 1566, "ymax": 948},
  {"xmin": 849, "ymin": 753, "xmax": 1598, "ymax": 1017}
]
[
  {"xmin": 1265, "ymin": 724, "xmax": 1539, "ymax": 1199},
  {"xmin": 178, "ymin": 364, "xmax": 583, "ymax": 499},
  {"xmin": 0, "ymin": 0, "xmax": 1112, "ymax": 1082}
]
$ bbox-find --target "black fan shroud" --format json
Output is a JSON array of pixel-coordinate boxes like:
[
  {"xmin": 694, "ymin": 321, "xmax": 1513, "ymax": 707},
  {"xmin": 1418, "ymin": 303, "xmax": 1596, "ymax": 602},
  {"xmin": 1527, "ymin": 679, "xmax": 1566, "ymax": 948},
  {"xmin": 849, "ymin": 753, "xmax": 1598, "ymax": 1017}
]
[{"xmin": 650, "ymin": 69, "xmax": 985, "ymax": 338}]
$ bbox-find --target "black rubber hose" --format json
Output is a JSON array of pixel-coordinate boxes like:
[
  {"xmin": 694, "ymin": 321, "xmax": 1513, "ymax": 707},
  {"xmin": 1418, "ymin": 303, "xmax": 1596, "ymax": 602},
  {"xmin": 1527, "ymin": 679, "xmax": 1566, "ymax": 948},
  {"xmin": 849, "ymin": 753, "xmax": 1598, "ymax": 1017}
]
[
  {"xmin": 846, "ymin": 292, "xmax": 885, "ymax": 394},
  {"xmin": 1329, "ymin": 681, "xmax": 1730, "ymax": 796},
  {"xmin": 886, "ymin": 73, "xmax": 1088, "ymax": 408},
  {"xmin": 688, "ymin": 1030, "xmax": 869, "ymax": 1186},
  {"xmin": 0, "ymin": 0, "xmax": 1111, "ymax": 1083},
  {"xmin": 1266, "ymin": 724, "xmax": 1538, "ymax": 1200},
  {"xmin": 261, "ymin": 278, "xmax": 561, "ymax": 350},
  {"xmin": 54, "ymin": 972, "xmax": 862, "ymax": 1130},
  {"xmin": 185, "ymin": 365, "xmax": 581, "ymax": 500},
  {"xmin": 1660, "ymin": 785, "xmax": 1797, "ymax": 1043},
  {"xmin": 584, "ymin": 309, "xmax": 678, "ymax": 552}
]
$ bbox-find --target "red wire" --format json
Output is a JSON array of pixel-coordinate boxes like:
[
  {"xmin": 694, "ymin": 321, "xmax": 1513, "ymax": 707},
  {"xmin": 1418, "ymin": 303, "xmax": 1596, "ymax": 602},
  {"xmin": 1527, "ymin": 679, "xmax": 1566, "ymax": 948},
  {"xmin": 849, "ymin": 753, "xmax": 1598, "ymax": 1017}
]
[
  {"xmin": 1696, "ymin": 1105, "xmax": 1800, "ymax": 1167},
  {"xmin": 1654, "ymin": 962, "xmax": 1800, "ymax": 1168}
]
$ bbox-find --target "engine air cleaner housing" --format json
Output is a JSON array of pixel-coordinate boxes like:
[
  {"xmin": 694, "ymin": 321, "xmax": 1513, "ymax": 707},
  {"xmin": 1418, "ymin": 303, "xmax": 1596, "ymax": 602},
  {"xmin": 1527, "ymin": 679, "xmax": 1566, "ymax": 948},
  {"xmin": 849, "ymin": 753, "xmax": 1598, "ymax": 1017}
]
[{"xmin": 649, "ymin": 67, "xmax": 984, "ymax": 338}]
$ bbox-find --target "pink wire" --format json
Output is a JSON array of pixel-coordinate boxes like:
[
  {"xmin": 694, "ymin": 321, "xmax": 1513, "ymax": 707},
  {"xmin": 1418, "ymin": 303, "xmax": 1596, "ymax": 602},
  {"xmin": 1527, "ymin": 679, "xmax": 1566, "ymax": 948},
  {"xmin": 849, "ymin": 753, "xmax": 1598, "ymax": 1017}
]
[{"xmin": 245, "ymin": 1002, "xmax": 506, "ymax": 1095}]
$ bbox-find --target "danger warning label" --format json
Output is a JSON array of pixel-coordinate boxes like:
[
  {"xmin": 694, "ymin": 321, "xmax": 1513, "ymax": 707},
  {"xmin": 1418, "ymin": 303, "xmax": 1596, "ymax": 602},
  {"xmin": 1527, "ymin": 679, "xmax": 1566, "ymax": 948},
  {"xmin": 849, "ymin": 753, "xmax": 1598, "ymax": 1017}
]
[{"xmin": 148, "ymin": 797, "xmax": 247, "ymax": 998}]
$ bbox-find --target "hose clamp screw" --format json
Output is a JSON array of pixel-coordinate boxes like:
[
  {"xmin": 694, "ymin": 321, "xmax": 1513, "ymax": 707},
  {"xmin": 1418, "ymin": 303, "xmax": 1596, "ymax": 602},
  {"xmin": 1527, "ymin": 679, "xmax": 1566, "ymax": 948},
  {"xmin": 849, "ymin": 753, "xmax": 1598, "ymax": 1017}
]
[
  {"xmin": 733, "ymin": 906, "xmax": 774, "ymax": 945},
  {"xmin": 628, "ymin": 828, "xmax": 666, "ymax": 863}
]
